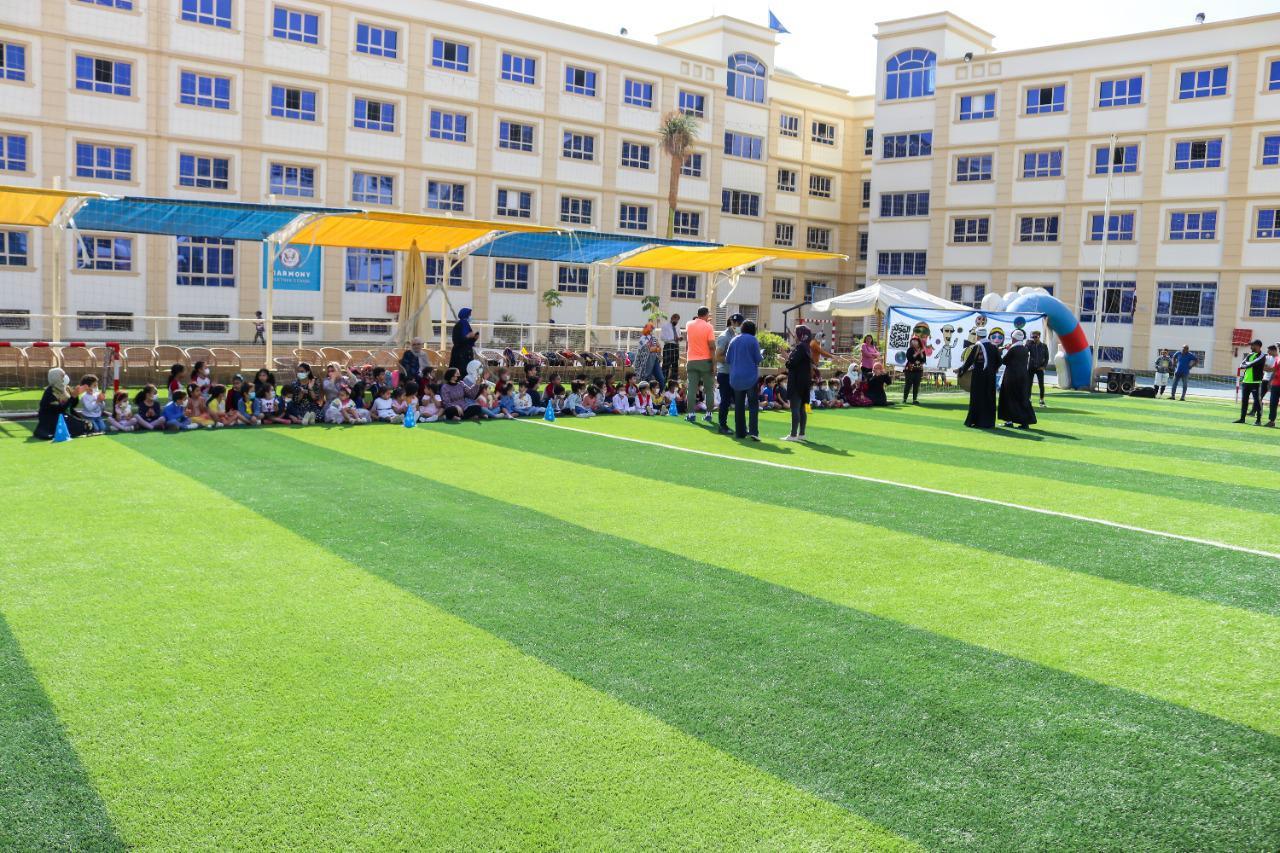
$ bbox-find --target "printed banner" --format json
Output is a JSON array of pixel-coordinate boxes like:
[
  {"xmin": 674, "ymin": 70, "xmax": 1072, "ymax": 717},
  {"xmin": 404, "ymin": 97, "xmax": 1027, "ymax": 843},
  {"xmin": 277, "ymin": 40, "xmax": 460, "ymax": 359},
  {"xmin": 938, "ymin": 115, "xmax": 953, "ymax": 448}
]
[
  {"xmin": 262, "ymin": 243, "xmax": 322, "ymax": 291},
  {"xmin": 885, "ymin": 307, "xmax": 1047, "ymax": 374}
]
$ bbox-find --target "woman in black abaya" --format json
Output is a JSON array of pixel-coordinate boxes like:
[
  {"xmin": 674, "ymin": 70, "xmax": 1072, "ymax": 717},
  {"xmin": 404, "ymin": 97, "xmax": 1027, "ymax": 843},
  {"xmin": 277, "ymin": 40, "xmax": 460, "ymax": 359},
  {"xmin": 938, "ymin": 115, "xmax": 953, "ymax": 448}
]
[{"xmin": 998, "ymin": 329, "xmax": 1037, "ymax": 429}]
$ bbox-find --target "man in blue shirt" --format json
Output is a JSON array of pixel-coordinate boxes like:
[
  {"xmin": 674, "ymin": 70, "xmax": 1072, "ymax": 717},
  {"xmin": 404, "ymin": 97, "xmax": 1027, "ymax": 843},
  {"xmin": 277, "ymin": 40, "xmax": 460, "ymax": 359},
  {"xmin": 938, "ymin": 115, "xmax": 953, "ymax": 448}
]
[
  {"xmin": 1170, "ymin": 346, "xmax": 1198, "ymax": 401},
  {"xmin": 725, "ymin": 320, "xmax": 762, "ymax": 440}
]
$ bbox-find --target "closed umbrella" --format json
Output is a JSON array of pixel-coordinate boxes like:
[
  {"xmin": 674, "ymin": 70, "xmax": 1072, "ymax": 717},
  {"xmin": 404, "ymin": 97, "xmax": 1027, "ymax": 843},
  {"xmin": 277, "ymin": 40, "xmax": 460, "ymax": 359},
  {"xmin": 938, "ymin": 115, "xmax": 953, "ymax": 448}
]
[{"xmin": 397, "ymin": 240, "xmax": 425, "ymax": 346}]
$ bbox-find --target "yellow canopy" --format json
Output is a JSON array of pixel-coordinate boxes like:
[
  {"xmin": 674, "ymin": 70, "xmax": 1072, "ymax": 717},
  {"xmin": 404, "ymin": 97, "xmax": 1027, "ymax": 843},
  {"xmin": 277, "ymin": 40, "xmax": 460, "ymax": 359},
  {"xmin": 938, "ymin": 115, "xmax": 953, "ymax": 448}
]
[
  {"xmin": 0, "ymin": 185, "xmax": 102, "ymax": 227},
  {"xmin": 618, "ymin": 244, "xmax": 846, "ymax": 273},
  {"xmin": 289, "ymin": 211, "xmax": 555, "ymax": 253}
]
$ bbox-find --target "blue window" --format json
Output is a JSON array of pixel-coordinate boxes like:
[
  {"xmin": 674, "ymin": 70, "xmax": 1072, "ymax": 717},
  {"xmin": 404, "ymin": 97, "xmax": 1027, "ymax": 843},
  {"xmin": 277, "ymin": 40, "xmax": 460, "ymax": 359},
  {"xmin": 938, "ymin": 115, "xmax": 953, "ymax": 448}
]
[
  {"xmin": 426, "ymin": 180, "xmax": 465, "ymax": 212},
  {"xmin": 672, "ymin": 210, "xmax": 701, "ymax": 237},
  {"xmin": 425, "ymin": 256, "xmax": 463, "ymax": 288},
  {"xmin": 178, "ymin": 153, "xmax": 230, "ymax": 189},
  {"xmin": 1173, "ymin": 138, "xmax": 1222, "ymax": 170},
  {"xmin": 269, "ymin": 85, "xmax": 316, "ymax": 121},
  {"xmin": 1248, "ymin": 287, "xmax": 1280, "ymax": 318},
  {"xmin": 0, "ymin": 135, "xmax": 27, "ymax": 172},
  {"xmin": 181, "ymin": 0, "xmax": 231, "ymax": 28},
  {"xmin": 0, "ymin": 230, "xmax": 29, "ymax": 266},
  {"xmin": 269, "ymin": 163, "xmax": 314, "ymax": 198},
  {"xmin": 681, "ymin": 153, "xmax": 703, "ymax": 178},
  {"xmin": 0, "ymin": 42, "xmax": 25, "ymax": 81},
  {"xmin": 179, "ymin": 71, "xmax": 231, "ymax": 110},
  {"xmin": 951, "ymin": 284, "xmax": 986, "ymax": 308},
  {"xmin": 559, "ymin": 196, "xmax": 592, "ymax": 225},
  {"xmin": 494, "ymin": 261, "xmax": 530, "ymax": 290},
  {"xmin": 273, "ymin": 6, "xmax": 319, "ymax": 44},
  {"xmin": 809, "ymin": 174, "xmax": 833, "ymax": 198},
  {"xmin": 562, "ymin": 131, "xmax": 594, "ymax": 161},
  {"xmin": 679, "ymin": 90, "xmax": 705, "ymax": 117},
  {"xmin": 351, "ymin": 171, "xmax": 393, "ymax": 205},
  {"xmin": 864, "ymin": 127, "xmax": 874, "ymax": 155},
  {"xmin": 496, "ymin": 188, "xmax": 532, "ymax": 219},
  {"xmin": 1270, "ymin": 60, "xmax": 1280, "ymax": 92},
  {"xmin": 345, "ymin": 248, "xmax": 395, "ymax": 293},
  {"xmin": 670, "ymin": 273, "xmax": 698, "ymax": 300},
  {"xmin": 727, "ymin": 52, "xmax": 766, "ymax": 103},
  {"xmin": 1088, "ymin": 212, "xmax": 1135, "ymax": 242},
  {"xmin": 1178, "ymin": 66, "xmax": 1228, "ymax": 100},
  {"xmin": 862, "ymin": 180, "xmax": 871, "ymax": 208},
  {"xmin": 75, "ymin": 142, "xmax": 131, "ymax": 181},
  {"xmin": 1018, "ymin": 214, "xmax": 1060, "ymax": 243},
  {"xmin": 721, "ymin": 189, "xmax": 760, "ymax": 217},
  {"xmin": 78, "ymin": 0, "xmax": 133, "ymax": 8},
  {"xmin": 955, "ymin": 154, "xmax": 992, "ymax": 182},
  {"xmin": 428, "ymin": 110, "xmax": 467, "ymax": 142},
  {"xmin": 615, "ymin": 269, "xmax": 646, "ymax": 296},
  {"xmin": 1168, "ymin": 210, "xmax": 1217, "ymax": 241},
  {"xmin": 806, "ymin": 227, "xmax": 832, "ymax": 251},
  {"xmin": 176, "ymin": 236, "xmax": 235, "ymax": 287},
  {"xmin": 885, "ymin": 48, "xmax": 935, "ymax": 100},
  {"xmin": 75, "ymin": 235, "xmax": 133, "ymax": 271},
  {"xmin": 723, "ymin": 131, "xmax": 763, "ymax": 160},
  {"xmin": 1025, "ymin": 84, "xmax": 1065, "ymax": 114},
  {"xmin": 624, "ymin": 78, "xmax": 654, "ymax": 108},
  {"xmin": 353, "ymin": 97, "xmax": 395, "ymax": 132},
  {"xmin": 557, "ymin": 265, "xmax": 589, "ymax": 293},
  {"xmin": 1080, "ymin": 281, "xmax": 1136, "ymax": 324},
  {"xmin": 959, "ymin": 92, "xmax": 995, "ymax": 120},
  {"xmin": 1098, "ymin": 76, "xmax": 1142, "ymax": 108},
  {"xmin": 879, "ymin": 191, "xmax": 929, "ymax": 217},
  {"xmin": 1094, "ymin": 143, "xmax": 1138, "ymax": 174},
  {"xmin": 620, "ymin": 141, "xmax": 650, "ymax": 170},
  {"xmin": 1022, "ymin": 149, "xmax": 1063, "ymax": 178},
  {"xmin": 564, "ymin": 65, "xmax": 596, "ymax": 96},
  {"xmin": 501, "ymin": 52, "xmax": 536, "ymax": 85},
  {"xmin": 1262, "ymin": 134, "xmax": 1280, "ymax": 166},
  {"xmin": 1155, "ymin": 282, "xmax": 1215, "ymax": 326},
  {"xmin": 876, "ymin": 251, "xmax": 927, "ymax": 276},
  {"xmin": 498, "ymin": 121, "xmax": 534, "ymax": 152},
  {"xmin": 1257, "ymin": 208, "xmax": 1280, "ymax": 239},
  {"xmin": 431, "ymin": 39, "xmax": 470, "ymax": 72},
  {"xmin": 776, "ymin": 169, "xmax": 797, "ymax": 193},
  {"xmin": 952, "ymin": 217, "xmax": 990, "ymax": 243},
  {"xmin": 75, "ymin": 55, "xmax": 131, "ymax": 96},
  {"xmin": 355, "ymin": 23, "xmax": 397, "ymax": 58},
  {"xmin": 812, "ymin": 121, "xmax": 836, "ymax": 146},
  {"xmin": 618, "ymin": 203, "xmax": 649, "ymax": 231},
  {"xmin": 882, "ymin": 131, "xmax": 932, "ymax": 159},
  {"xmin": 779, "ymin": 114, "xmax": 800, "ymax": 137}
]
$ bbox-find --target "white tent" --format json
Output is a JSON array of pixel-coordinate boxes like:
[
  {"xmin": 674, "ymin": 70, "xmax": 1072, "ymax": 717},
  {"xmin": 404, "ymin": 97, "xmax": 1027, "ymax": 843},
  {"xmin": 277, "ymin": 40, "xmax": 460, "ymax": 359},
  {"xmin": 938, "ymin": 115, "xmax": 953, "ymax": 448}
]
[
  {"xmin": 809, "ymin": 282, "xmax": 936, "ymax": 318},
  {"xmin": 905, "ymin": 288, "xmax": 971, "ymax": 310}
]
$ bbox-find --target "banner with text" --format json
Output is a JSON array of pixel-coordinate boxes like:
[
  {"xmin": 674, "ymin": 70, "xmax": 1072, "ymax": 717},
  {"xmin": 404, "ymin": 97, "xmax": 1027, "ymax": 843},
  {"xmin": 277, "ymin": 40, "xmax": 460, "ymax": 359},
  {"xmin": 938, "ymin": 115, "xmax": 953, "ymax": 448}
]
[
  {"xmin": 262, "ymin": 243, "xmax": 323, "ymax": 291},
  {"xmin": 885, "ymin": 307, "xmax": 1047, "ymax": 374}
]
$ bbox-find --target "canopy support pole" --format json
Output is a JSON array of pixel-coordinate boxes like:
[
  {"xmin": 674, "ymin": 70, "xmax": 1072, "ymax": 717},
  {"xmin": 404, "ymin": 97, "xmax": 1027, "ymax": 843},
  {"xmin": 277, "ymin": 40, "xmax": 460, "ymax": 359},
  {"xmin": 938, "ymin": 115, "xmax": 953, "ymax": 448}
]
[
  {"xmin": 49, "ymin": 195, "xmax": 89, "ymax": 345},
  {"xmin": 712, "ymin": 261, "xmax": 759, "ymax": 310},
  {"xmin": 264, "ymin": 212, "xmax": 330, "ymax": 365},
  {"xmin": 408, "ymin": 230, "xmax": 510, "ymax": 353}
]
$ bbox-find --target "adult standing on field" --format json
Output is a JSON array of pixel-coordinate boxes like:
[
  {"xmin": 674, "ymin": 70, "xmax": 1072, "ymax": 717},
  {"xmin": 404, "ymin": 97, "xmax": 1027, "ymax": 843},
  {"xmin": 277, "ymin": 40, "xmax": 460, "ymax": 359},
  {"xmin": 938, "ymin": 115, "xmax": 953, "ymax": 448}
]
[
  {"xmin": 725, "ymin": 319, "xmax": 762, "ymax": 440},
  {"xmin": 661, "ymin": 313, "xmax": 681, "ymax": 382},
  {"xmin": 685, "ymin": 306, "xmax": 717, "ymax": 424},
  {"xmin": 1234, "ymin": 339, "xmax": 1265, "ymax": 425},
  {"xmin": 449, "ymin": 307, "xmax": 479, "ymax": 373},
  {"xmin": 1170, "ymin": 345, "xmax": 1198, "ymax": 401},
  {"xmin": 782, "ymin": 325, "xmax": 815, "ymax": 441},
  {"xmin": 1027, "ymin": 330, "xmax": 1050, "ymax": 407},
  {"xmin": 714, "ymin": 312, "xmax": 743, "ymax": 434}
]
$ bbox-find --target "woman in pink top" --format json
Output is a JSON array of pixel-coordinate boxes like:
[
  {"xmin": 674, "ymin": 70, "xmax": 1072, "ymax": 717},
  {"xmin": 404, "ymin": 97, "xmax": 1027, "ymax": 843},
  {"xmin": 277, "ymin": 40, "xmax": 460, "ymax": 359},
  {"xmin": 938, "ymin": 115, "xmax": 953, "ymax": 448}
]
[{"xmin": 860, "ymin": 334, "xmax": 880, "ymax": 380}]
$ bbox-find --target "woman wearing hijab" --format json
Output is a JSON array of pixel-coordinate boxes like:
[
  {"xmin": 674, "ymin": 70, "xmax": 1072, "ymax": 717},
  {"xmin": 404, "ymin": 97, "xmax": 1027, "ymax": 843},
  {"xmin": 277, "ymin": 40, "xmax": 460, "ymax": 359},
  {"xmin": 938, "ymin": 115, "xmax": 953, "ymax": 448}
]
[
  {"xmin": 449, "ymin": 307, "xmax": 479, "ymax": 372},
  {"xmin": 839, "ymin": 364, "xmax": 872, "ymax": 408},
  {"xmin": 34, "ymin": 368, "xmax": 94, "ymax": 440},
  {"xmin": 998, "ymin": 329, "xmax": 1037, "ymax": 429},
  {"xmin": 782, "ymin": 325, "xmax": 815, "ymax": 441},
  {"xmin": 866, "ymin": 361, "xmax": 893, "ymax": 406},
  {"xmin": 632, "ymin": 323, "xmax": 663, "ymax": 386},
  {"xmin": 464, "ymin": 359, "xmax": 486, "ymax": 389}
]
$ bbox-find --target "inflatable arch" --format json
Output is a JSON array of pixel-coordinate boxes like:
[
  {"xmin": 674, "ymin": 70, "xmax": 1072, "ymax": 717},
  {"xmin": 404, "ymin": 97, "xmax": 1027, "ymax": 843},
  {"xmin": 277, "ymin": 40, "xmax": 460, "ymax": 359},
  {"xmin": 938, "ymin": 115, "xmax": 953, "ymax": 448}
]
[{"xmin": 1001, "ymin": 289, "xmax": 1093, "ymax": 389}]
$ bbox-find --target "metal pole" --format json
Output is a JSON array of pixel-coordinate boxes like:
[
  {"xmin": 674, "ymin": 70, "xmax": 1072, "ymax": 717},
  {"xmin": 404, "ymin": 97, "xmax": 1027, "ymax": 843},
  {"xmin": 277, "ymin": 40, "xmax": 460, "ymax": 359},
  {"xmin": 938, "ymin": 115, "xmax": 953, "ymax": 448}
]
[
  {"xmin": 265, "ymin": 240, "xmax": 277, "ymax": 365},
  {"xmin": 1091, "ymin": 132, "xmax": 1117, "ymax": 386}
]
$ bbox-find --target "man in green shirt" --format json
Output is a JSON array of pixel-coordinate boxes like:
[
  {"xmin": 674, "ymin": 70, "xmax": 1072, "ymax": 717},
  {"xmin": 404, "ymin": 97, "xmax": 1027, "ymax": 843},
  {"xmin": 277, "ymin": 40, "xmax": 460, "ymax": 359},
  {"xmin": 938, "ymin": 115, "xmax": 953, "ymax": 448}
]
[{"xmin": 1235, "ymin": 339, "xmax": 1265, "ymax": 425}]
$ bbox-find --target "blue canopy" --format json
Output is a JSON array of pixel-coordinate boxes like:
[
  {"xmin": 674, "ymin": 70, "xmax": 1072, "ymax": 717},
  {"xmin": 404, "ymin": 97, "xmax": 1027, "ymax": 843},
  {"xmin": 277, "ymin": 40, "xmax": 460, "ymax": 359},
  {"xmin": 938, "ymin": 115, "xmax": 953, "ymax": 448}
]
[
  {"xmin": 473, "ymin": 230, "xmax": 716, "ymax": 264},
  {"xmin": 71, "ymin": 196, "xmax": 353, "ymax": 242}
]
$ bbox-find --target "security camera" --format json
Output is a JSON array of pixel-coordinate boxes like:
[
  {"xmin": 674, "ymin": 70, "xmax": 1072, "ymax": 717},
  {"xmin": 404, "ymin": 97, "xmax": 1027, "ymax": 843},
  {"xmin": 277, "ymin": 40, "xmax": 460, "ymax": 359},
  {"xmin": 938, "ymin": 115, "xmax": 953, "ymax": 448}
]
[{"xmin": 963, "ymin": 52, "xmax": 973, "ymax": 63}]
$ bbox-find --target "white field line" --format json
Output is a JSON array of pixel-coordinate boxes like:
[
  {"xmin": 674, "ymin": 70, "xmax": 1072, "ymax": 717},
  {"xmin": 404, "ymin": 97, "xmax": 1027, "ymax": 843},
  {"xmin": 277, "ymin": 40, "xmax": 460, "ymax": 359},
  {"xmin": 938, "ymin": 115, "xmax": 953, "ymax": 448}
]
[{"xmin": 518, "ymin": 419, "xmax": 1280, "ymax": 561}]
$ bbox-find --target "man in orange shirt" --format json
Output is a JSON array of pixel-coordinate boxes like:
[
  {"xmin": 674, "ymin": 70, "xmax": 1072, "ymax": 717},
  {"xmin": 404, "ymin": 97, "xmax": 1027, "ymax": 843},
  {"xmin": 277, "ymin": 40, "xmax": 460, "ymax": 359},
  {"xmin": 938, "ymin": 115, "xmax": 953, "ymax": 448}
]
[{"xmin": 684, "ymin": 306, "xmax": 717, "ymax": 424}]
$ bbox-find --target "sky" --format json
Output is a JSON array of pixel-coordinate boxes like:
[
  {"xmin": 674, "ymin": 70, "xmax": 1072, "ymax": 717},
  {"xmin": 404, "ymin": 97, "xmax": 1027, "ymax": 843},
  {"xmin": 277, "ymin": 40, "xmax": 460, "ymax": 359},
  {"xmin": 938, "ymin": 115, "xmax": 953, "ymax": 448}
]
[{"xmin": 478, "ymin": 0, "xmax": 1277, "ymax": 94}]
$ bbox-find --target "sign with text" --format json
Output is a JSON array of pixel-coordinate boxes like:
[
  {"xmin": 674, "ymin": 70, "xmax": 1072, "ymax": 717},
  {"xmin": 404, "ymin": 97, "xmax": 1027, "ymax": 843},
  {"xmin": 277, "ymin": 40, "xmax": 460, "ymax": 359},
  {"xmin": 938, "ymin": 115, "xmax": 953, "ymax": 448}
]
[{"xmin": 262, "ymin": 243, "xmax": 322, "ymax": 291}]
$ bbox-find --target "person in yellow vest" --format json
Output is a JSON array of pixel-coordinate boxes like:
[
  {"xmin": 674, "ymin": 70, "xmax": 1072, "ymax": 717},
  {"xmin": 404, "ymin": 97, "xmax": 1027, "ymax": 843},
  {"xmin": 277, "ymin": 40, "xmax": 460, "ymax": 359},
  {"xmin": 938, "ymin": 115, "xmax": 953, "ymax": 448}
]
[{"xmin": 1234, "ymin": 339, "xmax": 1265, "ymax": 425}]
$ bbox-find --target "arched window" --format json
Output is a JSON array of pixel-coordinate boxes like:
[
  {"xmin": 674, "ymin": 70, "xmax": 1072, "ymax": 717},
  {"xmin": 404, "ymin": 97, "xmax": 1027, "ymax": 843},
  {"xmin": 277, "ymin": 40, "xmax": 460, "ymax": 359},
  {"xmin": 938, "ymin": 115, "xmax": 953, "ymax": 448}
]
[
  {"xmin": 726, "ymin": 52, "xmax": 766, "ymax": 103},
  {"xmin": 885, "ymin": 48, "xmax": 936, "ymax": 100}
]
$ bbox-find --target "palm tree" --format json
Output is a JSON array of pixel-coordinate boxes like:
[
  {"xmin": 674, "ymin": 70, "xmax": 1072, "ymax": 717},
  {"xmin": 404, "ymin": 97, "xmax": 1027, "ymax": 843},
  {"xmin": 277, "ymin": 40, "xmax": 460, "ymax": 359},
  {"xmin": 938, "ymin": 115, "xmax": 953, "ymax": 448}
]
[
  {"xmin": 541, "ymin": 288, "xmax": 563, "ymax": 323},
  {"xmin": 658, "ymin": 111, "xmax": 698, "ymax": 240}
]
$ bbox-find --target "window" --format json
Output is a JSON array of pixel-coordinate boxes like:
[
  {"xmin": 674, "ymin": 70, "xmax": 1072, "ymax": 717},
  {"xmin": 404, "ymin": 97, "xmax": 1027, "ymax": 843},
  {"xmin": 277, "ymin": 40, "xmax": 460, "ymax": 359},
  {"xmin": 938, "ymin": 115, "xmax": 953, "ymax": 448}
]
[
  {"xmin": 864, "ymin": 127, "xmax": 874, "ymax": 155},
  {"xmin": 671, "ymin": 274, "xmax": 698, "ymax": 300},
  {"xmin": 682, "ymin": 153, "xmax": 704, "ymax": 178},
  {"xmin": 624, "ymin": 79, "xmax": 654, "ymax": 108},
  {"xmin": 501, "ymin": 52, "xmax": 536, "ymax": 85},
  {"xmin": 75, "ymin": 142, "xmax": 131, "ymax": 181},
  {"xmin": 721, "ymin": 190, "xmax": 760, "ymax": 217},
  {"xmin": 74, "ymin": 55, "xmax": 131, "ymax": 96},
  {"xmin": 344, "ymin": 248, "xmax": 395, "ymax": 293},
  {"xmin": 959, "ymin": 92, "xmax": 995, "ymax": 120},
  {"xmin": 557, "ymin": 265, "xmax": 589, "ymax": 293},
  {"xmin": 426, "ymin": 180, "xmax": 465, "ymax": 212},
  {"xmin": 621, "ymin": 141, "xmax": 651, "ymax": 170},
  {"xmin": 559, "ymin": 196, "xmax": 592, "ymax": 225},
  {"xmin": 76, "ymin": 312, "xmax": 133, "ymax": 333},
  {"xmin": 355, "ymin": 23, "xmax": 398, "ymax": 59},
  {"xmin": 273, "ymin": 6, "xmax": 319, "ymax": 44},
  {"xmin": 1022, "ymin": 149, "xmax": 1063, "ymax": 179},
  {"xmin": 877, "ymin": 251, "xmax": 927, "ymax": 276},
  {"xmin": 79, "ymin": 0, "xmax": 134, "ymax": 9},
  {"xmin": 179, "ymin": 71, "xmax": 231, "ymax": 110},
  {"xmin": 724, "ymin": 131, "xmax": 763, "ymax": 160},
  {"xmin": 1270, "ymin": 59, "xmax": 1280, "ymax": 92},
  {"xmin": 1095, "ymin": 346, "xmax": 1125, "ymax": 364},
  {"xmin": 1178, "ymin": 66, "xmax": 1228, "ymax": 100},
  {"xmin": 178, "ymin": 314, "xmax": 229, "ymax": 334},
  {"xmin": 0, "ymin": 309, "xmax": 31, "ymax": 330},
  {"xmin": 1261, "ymin": 134, "xmax": 1280, "ymax": 166},
  {"xmin": 806, "ymin": 227, "xmax": 831, "ymax": 252},
  {"xmin": 1094, "ymin": 142, "xmax": 1138, "ymax": 174},
  {"xmin": 955, "ymin": 154, "xmax": 993, "ymax": 182},
  {"xmin": 431, "ymin": 38, "xmax": 469, "ymax": 72},
  {"xmin": 812, "ymin": 121, "xmax": 836, "ymax": 146},
  {"xmin": 425, "ymin": 256, "xmax": 463, "ymax": 288},
  {"xmin": 771, "ymin": 277, "xmax": 793, "ymax": 300},
  {"xmin": 775, "ymin": 168, "xmax": 797, "ymax": 193},
  {"xmin": 885, "ymin": 48, "xmax": 935, "ymax": 100},
  {"xmin": 1155, "ymin": 282, "xmax": 1215, "ymax": 326},
  {"xmin": 178, "ymin": 153, "xmax": 231, "ymax": 190},
  {"xmin": 428, "ymin": 110, "xmax": 468, "ymax": 142},
  {"xmin": 176, "ymin": 236, "xmax": 235, "ymax": 287},
  {"xmin": 673, "ymin": 210, "xmax": 701, "ymax": 237},
  {"xmin": 1087, "ymin": 211, "xmax": 1135, "ymax": 242},
  {"xmin": 779, "ymin": 114, "xmax": 799, "ymax": 138},
  {"xmin": 269, "ymin": 163, "xmax": 315, "ymax": 198},
  {"xmin": 348, "ymin": 317, "xmax": 392, "ymax": 337},
  {"xmin": 804, "ymin": 280, "xmax": 833, "ymax": 302},
  {"xmin": 1168, "ymin": 210, "xmax": 1217, "ymax": 241},
  {"xmin": 861, "ymin": 180, "xmax": 870, "ymax": 209},
  {"xmin": 774, "ymin": 223, "xmax": 794, "ymax": 246},
  {"xmin": 1257, "ymin": 208, "xmax": 1280, "ymax": 239},
  {"xmin": 0, "ymin": 231, "xmax": 28, "ymax": 266},
  {"xmin": 1080, "ymin": 280, "xmax": 1137, "ymax": 324},
  {"xmin": 679, "ymin": 90, "xmax": 705, "ymax": 117},
  {"xmin": 564, "ymin": 65, "xmax": 597, "ymax": 96},
  {"xmin": 272, "ymin": 316, "xmax": 313, "ymax": 335},
  {"xmin": 882, "ymin": 131, "xmax": 932, "ymax": 159},
  {"xmin": 494, "ymin": 261, "xmax": 530, "ymax": 290},
  {"xmin": 952, "ymin": 217, "xmax": 990, "ymax": 244},
  {"xmin": 950, "ymin": 283, "xmax": 986, "ymax": 308},
  {"xmin": 0, "ymin": 134, "xmax": 26, "ymax": 172},
  {"xmin": 0, "ymin": 42, "xmax": 26, "ymax": 81},
  {"xmin": 1098, "ymin": 76, "xmax": 1142, "ymax": 108},
  {"xmin": 1018, "ymin": 214, "xmax": 1060, "ymax": 243},
  {"xmin": 1173, "ymin": 138, "xmax": 1222, "ymax": 170},
  {"xmin": 351, "ymin": 171, "xmax": 393, "ymax": 205},
  {"xmin": 618, "ymin": 203, "xmax": 649, "ymax": 231},
  {"xmin": 615, "ymin": 269, "xmax": 646, "ymax": 296},
  {"xmin": 727, "ymin": 53, "xmax": 766, "ymax": 103},
  {"xmin": 180, "ymin": 0, "xmax": 230, "ymax": 28},
  {"xmin": 498, "ymin": 120, "xmax": 535, "ymax": 152},
  {"xmin": 1025, "ymin": 84, "xmax": 1065, "ymax": 114},
  {"xmin": 497, "ymin": 189, "xmax": 533, "ymax": 219},
  {"xmin": 270, "ymin": 85, "xmax": 317, "ymax": 121},
  {"xmin": 880, "ymin": 191, "xmax": 929, "ymax": 217},
  {"xmin": 809, "ymin": 174, "xmax": 833, "ymax": 198},
  {"xmin": 1248, "ymin": 287, "xmax": 1280, "ymax": 318},
  {"xmin": 353, "ymin": 97, "xmax": 395, "ymax": 132},
  {"xmin": 857, "ymin": 231, "xmax": 868, "ymax": 261}
]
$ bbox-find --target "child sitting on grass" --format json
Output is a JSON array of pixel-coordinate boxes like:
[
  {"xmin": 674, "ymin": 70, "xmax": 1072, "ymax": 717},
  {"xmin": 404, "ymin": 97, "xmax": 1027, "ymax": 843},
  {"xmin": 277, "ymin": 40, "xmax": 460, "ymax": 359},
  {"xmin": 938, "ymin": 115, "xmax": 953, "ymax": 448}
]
[
  {"xmin": 166, "ymin": 364, "xmax": 186, "ymax": 401},
  {"xmin": 584, "ymin": 385, "xmax": 609, "ymax": 414},
  {"xmin": 478, "ymin": 383, "xmax": 507, "ymax": 419},
  {"xmin": 497, "ymin": 382, "xmax": 519, "ymax": 418},
  {"xmin": 285, "ymin": 386, "xmax": 313, "ymax": 425},
  {"xmin": 418, "ymin": 385, "xmax": 442, "ymax": 423},
  {"xmin": 207, "ymin": 385, "xmax": 237, "ymax": 427},
  {"xmin": 370, "ymin": 387, "xmax": 399, "ymax": 423},
  {"xmin": 163, "ymin": 391, "xmax": 197, "ymax": 430},
  {"xmin": 185, "ymin": 387, "xmax": 219, "ymax": 428},
  {"xmin": 564, "ymin": 380, "xmax": 595, "ymax": 417},
  {"xmin": 133, "ymin": 385, "xmax": 166, "ymax": 430},
  {"xmin": 611, "ymin": 385, "xmax": 634, "ymax": 414},
  {"xmin": 256, "ymin": 385, "xmax": 291, "ymax": 425},
  {"xmin": 325, "ymin": 387, "xmax": 366, "ymax": 424},
  {"xmin": 675, "ymin": 382, "xmax": 688, "ymax": 414},
  {"xmin": 515, "ymin": 382, "xmax": 539, "ymax": 417},
  {"xmin": 635, "ymin": 381, "xmax": 656, "ymax": 415},
  {"xmin": 77, "ymin": 375, "xmax": 107, "ymax": 433},
  {"xmin": 661, "ymin": 380, "xmax": 679, "ymax": 415},
  {"xmin": 107, "ymin": 391, "xmax": 134, "ymax": 433}
]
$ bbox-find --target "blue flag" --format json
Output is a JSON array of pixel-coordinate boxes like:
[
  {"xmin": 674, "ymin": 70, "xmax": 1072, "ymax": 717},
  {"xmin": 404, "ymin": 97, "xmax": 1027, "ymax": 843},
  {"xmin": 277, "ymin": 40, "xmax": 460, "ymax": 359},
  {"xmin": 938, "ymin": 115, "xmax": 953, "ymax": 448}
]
[{"xmin": 768, "ymin": 10, "xmax": 790, "ymax": 33}]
